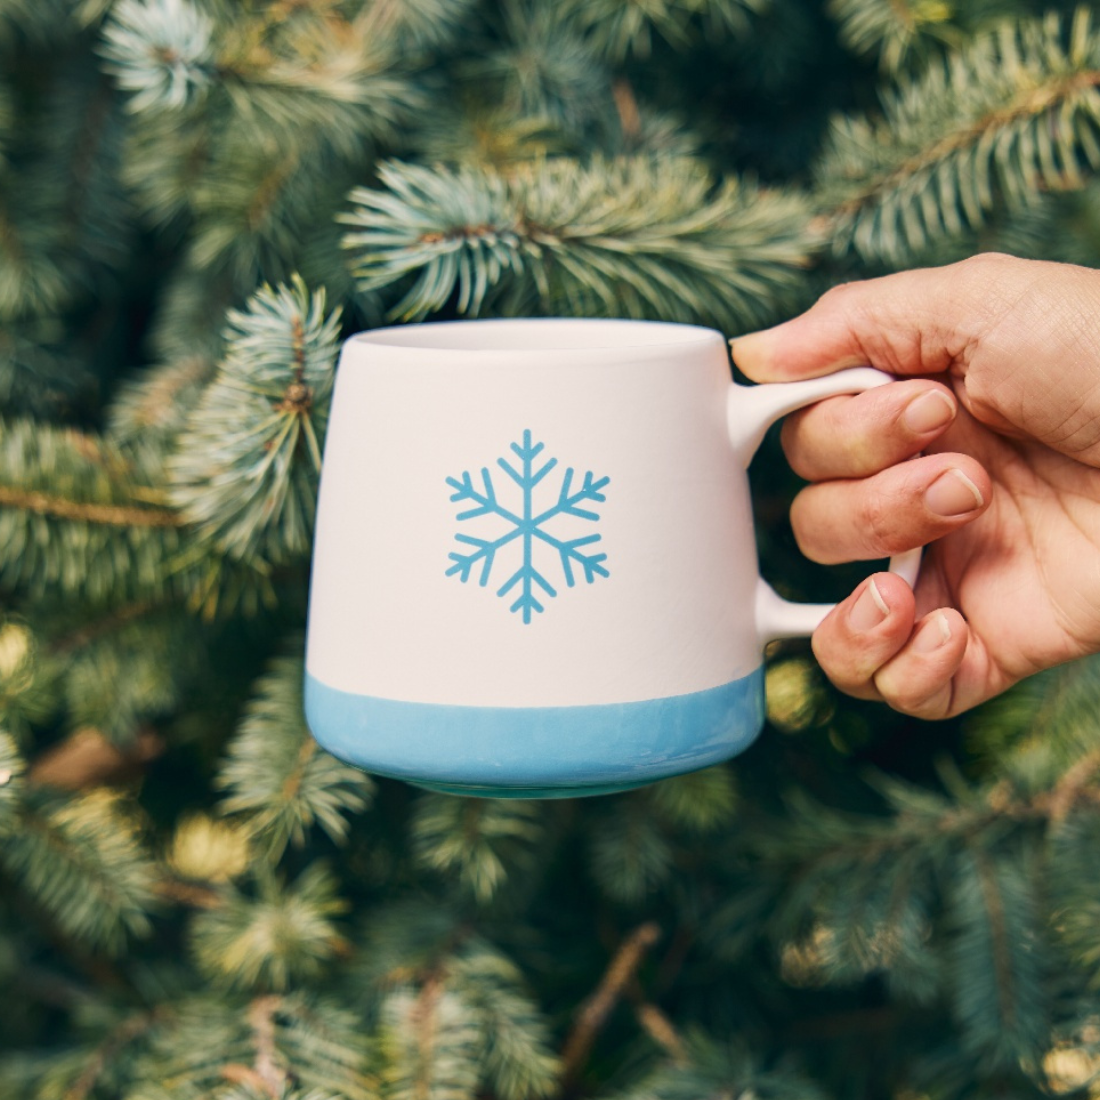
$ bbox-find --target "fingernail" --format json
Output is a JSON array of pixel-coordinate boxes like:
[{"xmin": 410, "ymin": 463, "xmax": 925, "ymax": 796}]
[
  {"xmin": 913, "ymin": 611, "xmax": 952, "ymax": 654},
  {"xmin": 728, "ymin": 330, "xmax": 775, "ymax": 371},
  {"xmin": 903, "ymin": 390, "xmax": 955, "ymax": 434},
  {"xmin": 924, "ymin": 468, "xmax": 984, "ymax": 517},
  {"xmin": 849, "ymin": 578, "xmax": 890, "ymax": 631}
]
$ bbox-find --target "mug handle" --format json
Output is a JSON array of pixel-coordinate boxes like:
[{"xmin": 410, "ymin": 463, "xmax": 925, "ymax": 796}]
[{"xmin": 728, "ymin": 366, "xmax": 923, "ymax": 644}]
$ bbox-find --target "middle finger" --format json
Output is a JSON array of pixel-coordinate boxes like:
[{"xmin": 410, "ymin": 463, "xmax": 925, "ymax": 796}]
[{"xmin": 781, "ymin": 379, "xmax": 958, "ymax": 481}]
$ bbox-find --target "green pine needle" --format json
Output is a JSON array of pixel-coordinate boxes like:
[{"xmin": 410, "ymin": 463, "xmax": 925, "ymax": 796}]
[
  {"xmin": 0, "ymin": 789, "xmax": 157, "ymax": 954},
  {"xmin": 217, "ymin": 646, "xmax": 373, "ymax": 859},
  {"xmin": 410, "ymin": 795, "xmax": 545, "ymax": 905},
  {"xmin": 190, "ymin": 863, "xmax": 349, "ymax": 991},
  {"xmin": 168, "ymin": 277, "xmax": 341, "ymax": 566},
  {"xmin": 0, "ymin": 731, "xmax": 24, "ymax": 834},
  {"xmin": 341, "ymin": 157, "xmax": 816, "ymax": 330},
  {"xmin": 818, "ymin": 8, "xmax": 1100, "ymax": 262}
]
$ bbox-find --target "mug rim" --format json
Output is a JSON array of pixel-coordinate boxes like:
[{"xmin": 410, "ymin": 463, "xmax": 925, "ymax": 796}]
[{"xmin": 349, "ymin": 317, "xmax": 724, "ymax": 354}]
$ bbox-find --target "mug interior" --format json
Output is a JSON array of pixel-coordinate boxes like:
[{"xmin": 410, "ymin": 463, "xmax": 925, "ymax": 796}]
[{"xmin": 351, "ymin": 317, "xmax": 722, "ymax": 352}]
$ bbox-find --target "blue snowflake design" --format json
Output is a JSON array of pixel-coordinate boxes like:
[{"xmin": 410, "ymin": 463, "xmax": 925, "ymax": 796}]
[{"xmin": 445, "ymin": 430, "xmax": 610, "ymax": 623}]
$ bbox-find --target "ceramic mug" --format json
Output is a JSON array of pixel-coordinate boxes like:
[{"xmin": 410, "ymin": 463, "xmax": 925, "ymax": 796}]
[{"xmin": 304, "ymin": 318, "xmax": 919, "ymax": 798}]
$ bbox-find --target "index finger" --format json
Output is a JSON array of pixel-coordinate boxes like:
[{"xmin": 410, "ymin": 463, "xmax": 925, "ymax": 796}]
[{"xmin": 730, "ymin": 260, "xmax": 993, "ymax": 383}]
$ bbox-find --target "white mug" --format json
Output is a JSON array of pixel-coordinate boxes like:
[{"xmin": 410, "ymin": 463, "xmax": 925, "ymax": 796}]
[{"xmin": 304, "ymin": 319, "xmax": 918, "ymax": 798}]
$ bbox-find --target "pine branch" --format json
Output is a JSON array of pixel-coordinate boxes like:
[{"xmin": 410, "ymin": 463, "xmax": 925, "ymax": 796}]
[
  {"xmin": 410, "ymin": 794, "xmax": 545, "ymax": 905},
  {"xmin": 0, "ymin": 417, "xmax": 192, "ymax": 605},
  {"xmin": 352, "ymin": 0, "xmax": 480, "ymax": 54},
  {"xmin": 603, "ymin": 1028, "xmax": 827, "ymax": 1100},
  {"xmin": 827, "ymin": 0, "xmax": 992, "ymax": 73},
  {"xmin": 644, "ymin": 765, "xmax": 738, "ymax": 834},
  {"xmin": 563, "ymin": 0, "xmax": 766, "ymax": 61},
  {"xmin": 0, "ymin": 59, "xmax": 131, "ymax": 320},
  {"xmin": 0, "ymin": 618, "xmax": 56, "ymax": 741},
  {"xmin": 378, "ymin": 981, "xmax": 484, "ymax": 1100},
  {"xmin": 109, "ymin": 354, "xmax": 216, "ymax": 451},
  {"xmin": 947, "ymin": 845, "xmax": 1050, "ymax": 1071},
  {"xmin": 0, "ymin": 788, "xmax": 157, "ymax": 954},
  {"xmin": 217, "ymin": 646, "xmax": 373, "ymax": 859},
  {"xmin": 129, "ymin": 993, "xmax": 373, "ymax": 1100},
  {"xmin": 449, "ymin": 942, "xmax": 561, "ymax": 1100},
  {"xmin": 588, "ymin": 795, "xmax": 675, "ymax": 904},
  {"xmin": 100, "ymin": 0, "xmax": 215, "ymax": 114},
  {"xmin": 0, "ymin": 730, "xmax": 24, "ymax": 832},
  {"xmin": 355, "ymin": 903, "xmax": 559, "ymax": 1100},
  {"xmin": 0, "ymin": 483, "xmax": 178, "ymax": 527},
  {"xmin": 340, "ymin": 157, "xmax": 816, "ymax": 330},
  {"xmin": 62, "ymin": 1009, "xmax": 159, "ymax": 1100},
  {"xmin": 189, "ymin": 863, "xmax": 349, "ymax": 991},
  {"xmin": 168, "ymin": 277, "xmax": 341, "ymax": 566},
  {"xmin": 817, "ymin": 9, "xmax": 1100, "ymax": 263},
  {"xmin": 470, "ymin": 3, "xmax": 612, "ymax": 137}
]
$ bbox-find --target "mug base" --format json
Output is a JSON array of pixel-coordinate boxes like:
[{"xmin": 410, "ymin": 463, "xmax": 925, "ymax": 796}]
[
  {"xmin": 410, "ymin": 777, "xmax": 664, "ymax": 799},
  {"xmin": 303, "ymin": 668, "xmax": 765, "ymax": 799}
]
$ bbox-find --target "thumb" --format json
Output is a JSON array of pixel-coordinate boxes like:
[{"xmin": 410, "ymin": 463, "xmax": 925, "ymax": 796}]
[{"xmin": 730, "ymin": 259, "xmax": 994, "ymax": 382}]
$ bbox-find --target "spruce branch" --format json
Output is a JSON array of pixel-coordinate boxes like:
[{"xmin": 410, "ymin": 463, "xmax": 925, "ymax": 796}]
[
  {"xmin": 588, "ymin": 796, "xmax": 675, "ymax": 904},
  {"xmin": 0, "ymin": 484, "xmax": 179, "ymax": 527},
  {"xmin": 353, "ymin": 0, "xmax": 480, "ymax": 54},
  {"xmin": 378, "ymin": 982, "xmax": 484, "ymax": 1100},
  {"xmin": 562, "ymin": 0, "xmax": 767, "ymax": 61},
  {"xmin": 817, "ymin": 9, "xmax": 1100, "ymax": 262},
  {"xmin": 0, "ymin": 617, "xmax": 57, "ymax": 741},
  {"xmin": 604, "ymin": 1030, "xmax": 827, "ymax": 1100},
  {"xmin": 189, "ymin": 863, "xmax": 349, "ymax": 991},
  {"xmin": 644, "ymin": 765, "xmax": 738, "ymax": 834},
  {"xmin": 100, "ymin": 0, "xmax": 214, "ymax": 113},
  {"xmin": 168, "ymin": 277, "xmax": 341, "ymax": 566},
  {"xmin": 129, "ymin": 993, "xmax": 373, "ymax": 1100},
  {"xmin": 0, "ymin": 789, "xmax": 158, "ymax": 954},
  {"xmin": 470, "ymin": 3, "xmax": 613, "ymax": 137},
  {"xmin": 0, "ymin": 418, "xmax": 193, "ymax": 605},
  {"xmin": 341, "ymin": 157, "xmax": 816, "ymax": 329},
  {"xmin": 947, "ymin": 845, "xmax": 1050, "ymax": 1071},
  {"xmin": 0, "ymin": 730, "xmax": 24, "ymax": 833},
  {"xmin": 827, "ymin": 0, "xmax": 972, "ymax": 73},
  {"xmin": 0, "ymin": 65, "xmax": 131, "ymax": 322},
  {"xmin": 356, "ymin": 904, "xmax": 559, "ymax": 1100},
  {"xmin": 62, "ymin": 1009, "xmax": 159, "ymax": 1100},
  {"xmin": 410, "ymin": 794, "xmax": 545, "ymax": 905},
  {"xmin": 109, "ymin": 355, "xmax": 217, "ymax": 450},
  {"xmin": 217, "ymin": 647, "xmax": 373, "ymax": 859}
]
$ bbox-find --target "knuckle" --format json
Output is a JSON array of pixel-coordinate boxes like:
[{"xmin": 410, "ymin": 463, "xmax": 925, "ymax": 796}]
[
  {"xmin": 860, "ymin": 485, "xmax": 909, "ymax": 556},
  {"xmin": 817, "ymin": 281, "xmax": 858, "ymax": 310},
  {"xmin": 811, "ymin": 638, "xmax": 879, "ymax": 698},
  {"xmin": 881, "ymin": 682, "xmax": 951, "ymax": 719}
]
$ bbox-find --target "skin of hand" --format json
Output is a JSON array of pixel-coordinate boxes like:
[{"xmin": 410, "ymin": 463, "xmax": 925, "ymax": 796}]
[{"xmin": 730, "ymin": 252, "xmax": 1100, "ymax": 719}]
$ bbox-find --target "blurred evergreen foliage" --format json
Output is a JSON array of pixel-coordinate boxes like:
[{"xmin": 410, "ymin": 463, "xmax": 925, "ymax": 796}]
[{"xmin": 1, "ymin": 1, "xmax": 1100, "ymax": 1098}]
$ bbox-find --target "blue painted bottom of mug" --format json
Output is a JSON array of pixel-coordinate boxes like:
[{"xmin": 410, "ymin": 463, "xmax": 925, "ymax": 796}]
[{"xmin": 303, "ymin": 667, "xmax": 765, "ymax": 799}]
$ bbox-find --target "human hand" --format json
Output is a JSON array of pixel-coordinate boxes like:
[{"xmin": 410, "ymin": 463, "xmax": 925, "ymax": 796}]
[{"xmin": 731, "ymin": 252, "xmax": 1100, "ymax": 718}]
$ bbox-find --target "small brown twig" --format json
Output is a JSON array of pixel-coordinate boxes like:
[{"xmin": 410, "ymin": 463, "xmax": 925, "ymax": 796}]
[
  {"xmin": 560, "ymin": 922, "xmax": 661, "ymax": 1085},
  {"xmin": 1043, "ymin": 747, "xmax": 1100, "ymax": 833},
  {"xmin": 0, "ymin": 485, "xmax": 181, "ymax": 527},
  {"xmin": 612, "ymin": 78, "xmax": 641, "ymax": 140},
  {"xmin": 63, "ymin": 1010, "xmax": 160, "ymax": 1100},
  {"xmin": 29, "ymin": 727, "xmax": 165, "ymax": 791},
  {"xmin": 154, "ymin": 877, "xmax": 223, "ymax": 910},
  {"xmin": 633, "ymin": 1001, "xmax": 688, "ymax": 1066},
  {"xmin": 222, "ymin": 995, "xmax": 288, "ymax": 1098}
]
